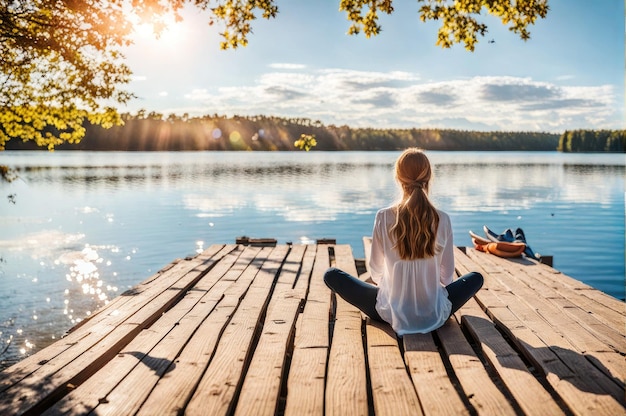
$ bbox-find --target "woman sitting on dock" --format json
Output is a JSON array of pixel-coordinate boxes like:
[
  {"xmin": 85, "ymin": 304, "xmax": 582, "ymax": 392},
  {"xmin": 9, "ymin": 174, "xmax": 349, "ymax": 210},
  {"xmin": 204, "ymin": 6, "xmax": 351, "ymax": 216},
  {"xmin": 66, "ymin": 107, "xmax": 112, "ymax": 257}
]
[{"xmin": 324, "ymin": 148, "xmax": 483, "ymax": 335}]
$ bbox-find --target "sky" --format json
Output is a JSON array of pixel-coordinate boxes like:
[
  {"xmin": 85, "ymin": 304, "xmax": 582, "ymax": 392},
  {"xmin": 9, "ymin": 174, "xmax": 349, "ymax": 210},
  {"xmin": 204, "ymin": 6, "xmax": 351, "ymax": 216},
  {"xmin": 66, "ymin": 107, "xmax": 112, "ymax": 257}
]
[{"xmin": 122, "ymin": 0, "xmax": 625, "ymax": 133}]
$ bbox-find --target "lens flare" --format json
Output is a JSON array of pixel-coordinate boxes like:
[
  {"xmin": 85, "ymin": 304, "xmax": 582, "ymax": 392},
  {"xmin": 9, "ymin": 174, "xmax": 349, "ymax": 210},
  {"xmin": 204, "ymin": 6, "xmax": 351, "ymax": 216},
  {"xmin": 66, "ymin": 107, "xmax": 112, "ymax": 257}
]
[{"xmin": 229, "ymin": 131, "xmax": 241, "ymax": 144}]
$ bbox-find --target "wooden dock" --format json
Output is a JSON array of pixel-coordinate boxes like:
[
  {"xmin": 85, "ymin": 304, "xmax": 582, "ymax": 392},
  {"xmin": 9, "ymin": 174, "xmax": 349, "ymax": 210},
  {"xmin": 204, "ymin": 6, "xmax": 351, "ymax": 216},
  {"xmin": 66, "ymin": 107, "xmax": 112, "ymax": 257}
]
[{"xmin": 0, "ymin": 239, "xmax": 624, "ymax": 415}]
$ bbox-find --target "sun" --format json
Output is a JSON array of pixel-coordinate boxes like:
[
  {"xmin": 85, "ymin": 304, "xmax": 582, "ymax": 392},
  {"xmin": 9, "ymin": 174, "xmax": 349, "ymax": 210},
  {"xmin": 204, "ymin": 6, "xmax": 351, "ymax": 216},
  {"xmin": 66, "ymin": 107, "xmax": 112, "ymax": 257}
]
[{"xmin": 131, "ymin": 12, "xmax": 187, "ymax": 47}]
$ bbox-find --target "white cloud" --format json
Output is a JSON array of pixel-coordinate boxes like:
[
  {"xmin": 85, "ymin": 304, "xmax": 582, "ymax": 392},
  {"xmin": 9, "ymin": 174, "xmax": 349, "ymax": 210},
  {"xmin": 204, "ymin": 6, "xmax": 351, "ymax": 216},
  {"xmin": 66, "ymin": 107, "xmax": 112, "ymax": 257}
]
[{"xmin": 173, "ymin": 69, "xmax": 621, "ymax": 132}]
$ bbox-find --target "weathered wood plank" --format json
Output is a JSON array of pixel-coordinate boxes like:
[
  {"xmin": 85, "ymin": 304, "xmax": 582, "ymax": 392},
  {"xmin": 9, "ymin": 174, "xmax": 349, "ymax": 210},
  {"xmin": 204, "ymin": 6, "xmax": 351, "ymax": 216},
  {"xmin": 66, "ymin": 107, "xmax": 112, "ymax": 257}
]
[
  {"xmin": 0, "ymin": 245, "xmax": 235, "ymax": 415},
  {"xmin": 466, "ymin": 249, "xmax": 625, "ymax": 403},
  {"xmin": 437, "ymin": 318, "xmax": 517, "ymax": 415},
  {"xmin": 454, "ymin": 249, "xmax": 567, "ymax": 414},
  {"xmin": 288, "ymin": 245, "xmax": 330, "ymax": 351},
  {"xmin": 362, "ymin": 236, "xmax": 372, "ymax": 267},
  {"xmin": 361, "ymin": 236, "xmax": 373, "ymax": 282},
  {"xmin": 234, "ymin": 245, "xmax": 310, "ymax": 416},
  {"xmin": 366, "ymin": 319, "xmax": 422, "ymax": 415},
  {"xmin": 43, "ymin": 245, "xmax": 255, "ymax": 415},
  {"xmin": 326, "ymin": 244, "xmax": 369, "ymax": 416},
  {"xmin": 453, "ymin": 247, "xmax": 509, "ymax": 311},
  {"xmin": 549, "ymin": 296, "xmax": 625, "ymax": 355},
  {"xmin": 136, "ymin": 246, "xmax": 275, "ymax": 415},
  {"xmin": 458, "ymin": 298, "xmax": 566, "ymax": 415},
  {"xmin": 293, "ymin": 243, "xmax": 317, "ymax": 298},
  {"xmin": 530, "ymin": 299, "xmax": 624, "ymax": 388},
  {"xmin": 403, "ymin": 332, "xmax": 469, "ymax": 416},
  {"xmin": 513, "ymin": 254, "xmax": 625, "ymax": 315},
  {"xmin": 472, "ymin": 274, "xmax": 625, "ymax": 413},
  {"xmin": 504, "ymin": 295, "xmax": 624, "ymax": 407},
  {"xmin": 490, "ymin": 250, "xmax": 624, "ymax": 335},
  {"xmin": 285, "ymin": 245, "xmax": 331, "ymax": 416},
  {"xmin": 64, "ymin": 246, "xmax": 261, "ymax": 416},
  {"xmin": 184, "ymin": 245, "xmax": 290, "ymax": 415},
  {"xmin": 458, "ymin": 248, "xmax": 626, "ymax": 408},
  {"xmin": 468, "ymin": 248, "xmax": 625, "ymax": 335}
]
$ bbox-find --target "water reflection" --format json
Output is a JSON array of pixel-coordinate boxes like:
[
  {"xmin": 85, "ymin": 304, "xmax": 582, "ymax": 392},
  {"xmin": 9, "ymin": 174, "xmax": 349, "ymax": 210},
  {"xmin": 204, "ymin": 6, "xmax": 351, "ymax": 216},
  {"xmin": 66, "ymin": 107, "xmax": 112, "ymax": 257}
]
[
  {"xmin": 0, "ymin": 151, "xmax": 624, "ymax": 371},
  {"xmin": 8, "ymin": 153, "xmax": 624, "ymax": 216},
  {"xmin": 436, "ymin": 164, "xmax": 623, "ymax": 208}
]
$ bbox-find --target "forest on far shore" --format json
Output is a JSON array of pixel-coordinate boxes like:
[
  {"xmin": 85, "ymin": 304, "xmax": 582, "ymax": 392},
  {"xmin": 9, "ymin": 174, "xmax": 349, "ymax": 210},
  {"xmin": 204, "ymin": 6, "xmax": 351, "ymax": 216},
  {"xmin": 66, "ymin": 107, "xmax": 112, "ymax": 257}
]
[{"xmin": 4, "ymin": 113, "xmax": 625, "ymax": 152}]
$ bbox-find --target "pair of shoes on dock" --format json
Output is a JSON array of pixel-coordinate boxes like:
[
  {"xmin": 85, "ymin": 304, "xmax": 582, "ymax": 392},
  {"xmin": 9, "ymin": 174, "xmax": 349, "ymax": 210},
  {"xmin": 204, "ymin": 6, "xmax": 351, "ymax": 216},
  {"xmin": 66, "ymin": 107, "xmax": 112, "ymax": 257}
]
[
  {"xmin": 483, "ymin": 225, "xmax": 539, "ymax": 259},
  {"xmin": 469, "ymin": 226, "xmax": 539, "ymax": 259}
]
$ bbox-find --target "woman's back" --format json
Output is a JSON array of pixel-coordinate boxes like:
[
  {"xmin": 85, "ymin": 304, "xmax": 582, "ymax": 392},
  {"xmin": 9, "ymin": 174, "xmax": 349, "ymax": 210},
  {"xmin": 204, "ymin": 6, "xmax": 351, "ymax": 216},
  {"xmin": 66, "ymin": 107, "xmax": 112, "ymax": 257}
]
[
  {"xmin": 323, "ymin": 147, "xmax": 482, "ymax": 336},
  {"xmin": 370, "ymin": 206, "xmax": 455, "ymax": 334}
]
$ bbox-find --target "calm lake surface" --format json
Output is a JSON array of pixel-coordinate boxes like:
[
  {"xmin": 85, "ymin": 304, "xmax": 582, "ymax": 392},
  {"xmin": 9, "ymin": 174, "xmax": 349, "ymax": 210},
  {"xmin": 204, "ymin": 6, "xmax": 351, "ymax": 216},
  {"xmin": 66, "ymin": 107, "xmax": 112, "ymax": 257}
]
[{"xmin": 0, "ymin": 150, "xmax": 624, "ymax": 370}]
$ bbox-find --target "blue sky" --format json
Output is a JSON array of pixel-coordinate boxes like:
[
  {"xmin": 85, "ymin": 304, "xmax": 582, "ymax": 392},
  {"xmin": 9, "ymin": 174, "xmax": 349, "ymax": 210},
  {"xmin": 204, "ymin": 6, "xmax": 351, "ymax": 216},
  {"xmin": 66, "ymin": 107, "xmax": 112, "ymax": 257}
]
[{"xmin": 123, "ymin": 0, "xmax": 624, "ymax": 133}]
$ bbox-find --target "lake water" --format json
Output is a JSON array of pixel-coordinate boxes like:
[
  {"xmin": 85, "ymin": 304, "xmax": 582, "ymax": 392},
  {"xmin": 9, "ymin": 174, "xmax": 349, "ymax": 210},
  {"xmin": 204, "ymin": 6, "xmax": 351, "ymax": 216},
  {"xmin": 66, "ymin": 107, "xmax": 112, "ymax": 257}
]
[{"xmin": 0, "ymin": 150, "xmax": 624, "ymax": 370}]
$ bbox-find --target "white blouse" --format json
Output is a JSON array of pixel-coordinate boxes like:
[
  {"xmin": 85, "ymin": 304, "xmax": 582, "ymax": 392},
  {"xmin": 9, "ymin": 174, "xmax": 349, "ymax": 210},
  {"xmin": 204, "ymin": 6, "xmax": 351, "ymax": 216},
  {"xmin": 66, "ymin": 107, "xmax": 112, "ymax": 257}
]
[{"xmin": 370, "ymin": 206, "xmax": 455, "ymax": 335}]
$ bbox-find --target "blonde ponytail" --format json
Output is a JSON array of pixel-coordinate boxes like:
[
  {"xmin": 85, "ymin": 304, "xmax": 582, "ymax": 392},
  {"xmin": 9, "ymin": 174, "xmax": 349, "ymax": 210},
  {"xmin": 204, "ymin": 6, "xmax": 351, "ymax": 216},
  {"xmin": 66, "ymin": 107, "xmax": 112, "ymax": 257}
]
[{"xmin": 390, "ymin": 149, "xmax": 439, "ymax": 259}]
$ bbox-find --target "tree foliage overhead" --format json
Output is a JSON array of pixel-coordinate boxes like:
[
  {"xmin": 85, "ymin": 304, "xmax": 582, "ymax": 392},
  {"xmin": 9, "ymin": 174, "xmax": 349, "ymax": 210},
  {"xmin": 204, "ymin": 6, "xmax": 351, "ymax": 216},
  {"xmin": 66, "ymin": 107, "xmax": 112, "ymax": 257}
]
[
  {"xmin": 417, "ymin": 0, "xmax": 549, "ymax": 51},
  {"xmin": 340, "ymin": 0, "xmax": 549, "ymax": 51},
  {"xmin": 0, "ymin": 0, "xmax": 549, "ymax": 150}
]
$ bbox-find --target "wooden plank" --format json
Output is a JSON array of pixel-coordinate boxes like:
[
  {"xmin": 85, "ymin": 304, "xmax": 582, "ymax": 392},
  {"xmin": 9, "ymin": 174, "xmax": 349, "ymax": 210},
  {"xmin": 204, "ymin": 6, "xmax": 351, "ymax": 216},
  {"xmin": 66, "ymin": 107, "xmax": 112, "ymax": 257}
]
[
  {"xmin": 403, "ymin": 333, "xmax": 469, "ymax": 416},
  {"xmin": 531, "ymin": 299, "xmax": 624, "ymax": 388},
  {"xmin": 234, "ymin": 245, "xmax": 309, "ymax": 416},
  {"xmin": 466, "ymin": 249, "xmax": 625, "ymax": 402},
  {"xmin": 334, "ymin": 244, "xmax": 360, "ymax": 280},
  {"xmin": 285, "ymin": 245, "xmax": 331, "ymax": 416},
  {"xmin": 469, "ymin": 249, "xmax": 625, "ymax": 333},
  {"xmin": 457, "ymin": 249, "xmax": 626, "ymax": 415},
  {"xmin": 289, "ymin": 245, "xmax": 330, "ymax": 350},
  {"xmin": 466, "ymin": 248, "xmax": 625, "ymax": 386},
  {"xmin": 366, "ymin": 319, "xmax": 422, "ymax": 415},
  {"xmin": 293, "ymin": 243, "xmax": 317, "ymax": 298},
  {"xmin": 360, "ymin": 236, "xmax": 374, "ymax": 282},
  {"xmin": 481, "ymin": 287, "xmax": 625, "ymax": 414},
  {"xmin": 184, "ymin": 245, "xmax": 290, "ymax": 415},
  {"xmin": 437, "ymin": 318, "xmax": 517, "ymax": 415},
  {"xmin": 549, "ymin": 296, "xmax": 625, "ymax": 354},
  {"xmin": 458, "ymin": 298, "xmax": 566, "ymax": 415},
  {"xmin": 326, "ymin": 244, "xmax": 369, "ymax": 416},
  {"xmin": 453, "ymin": 247, "xmax": 510, "ymax": 311},
  {"xmin": 0, "ymin": 245, "xmax": 235, "ymax": 415},
  {"xmin": 362, "ymin": 236, "xmax": 372, "ymax": 268},
  {"xmin": 48, "ymin": 246, "xmax": 260, "ymax": 416},
  {"xmin": 503, "ymin": 292, "xmax": 624, "ymax": 405},
  {"xmin": 575, "ymin": 289, "xmax": 625, "ymax": 317},
  {"xmin": 135, "ymin": 246, "xmax": 275, "ymax": 415},
  {"xmin": 504, "ymin": 251, "xmax": 624, "ymax": 329},
  {"xmin": 236, "ymin": 236, "xmax": 278, "ymax": 246}
]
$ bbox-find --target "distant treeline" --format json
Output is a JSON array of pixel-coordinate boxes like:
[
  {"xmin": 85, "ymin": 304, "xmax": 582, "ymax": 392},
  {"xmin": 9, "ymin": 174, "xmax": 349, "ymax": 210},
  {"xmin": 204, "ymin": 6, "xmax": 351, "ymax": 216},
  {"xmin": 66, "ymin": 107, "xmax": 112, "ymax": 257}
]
[
  {"xmin": 557, "ymin": 129, "xmax": 625, "ymax": 153},
  {"xmin": 5, "ymin": 113, "xmax": 623, "ymax": 152}
]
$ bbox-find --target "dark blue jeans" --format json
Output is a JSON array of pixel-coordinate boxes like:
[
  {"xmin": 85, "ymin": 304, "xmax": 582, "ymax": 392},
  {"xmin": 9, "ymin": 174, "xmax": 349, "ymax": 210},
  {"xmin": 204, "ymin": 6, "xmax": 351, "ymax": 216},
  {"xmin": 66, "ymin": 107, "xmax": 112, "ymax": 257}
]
[{"xmin": 323, "ymin": 267, "xmax": 483, "ymax": 323}]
